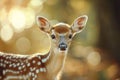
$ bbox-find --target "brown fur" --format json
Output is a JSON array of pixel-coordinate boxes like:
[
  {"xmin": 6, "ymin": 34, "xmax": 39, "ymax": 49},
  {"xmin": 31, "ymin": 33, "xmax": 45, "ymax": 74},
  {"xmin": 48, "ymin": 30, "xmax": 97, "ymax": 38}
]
[{"xmin": 53, "ymin": 24, "xmax": 70, "ymax": 34}]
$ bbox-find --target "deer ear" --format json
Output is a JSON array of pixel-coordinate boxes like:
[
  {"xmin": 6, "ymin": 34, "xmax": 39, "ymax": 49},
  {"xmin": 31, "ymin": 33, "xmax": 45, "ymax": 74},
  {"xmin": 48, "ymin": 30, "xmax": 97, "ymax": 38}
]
[
  {"xmin": 37, "ymin": 16, "xmax": 51, "ymax": 33},
  {"xmin": 71, "ymin": 15, "xmax": 88, "ymax": 33}
]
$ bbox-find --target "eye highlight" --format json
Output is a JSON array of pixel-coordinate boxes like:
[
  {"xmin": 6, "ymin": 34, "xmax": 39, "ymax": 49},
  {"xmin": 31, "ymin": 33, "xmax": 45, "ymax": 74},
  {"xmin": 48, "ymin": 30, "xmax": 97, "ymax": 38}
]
[
  {"xmin": 69, "ymin": 34, "xmax": 72, "ymax": 39},
  {"xmin": 51, "ymin": 34, "xmax": 56, "ymax": 39}
]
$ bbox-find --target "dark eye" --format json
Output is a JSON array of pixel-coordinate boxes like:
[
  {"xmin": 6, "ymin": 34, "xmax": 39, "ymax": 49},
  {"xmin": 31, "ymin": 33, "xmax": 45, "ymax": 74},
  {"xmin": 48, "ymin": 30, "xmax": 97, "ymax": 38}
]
[
  {"xmin": 69, "ymin": 34, "xmax": 72, "ymax": 39},
  {"xmin": 51, "ymin": 34, "xmax": 56, "ymax": 39}
]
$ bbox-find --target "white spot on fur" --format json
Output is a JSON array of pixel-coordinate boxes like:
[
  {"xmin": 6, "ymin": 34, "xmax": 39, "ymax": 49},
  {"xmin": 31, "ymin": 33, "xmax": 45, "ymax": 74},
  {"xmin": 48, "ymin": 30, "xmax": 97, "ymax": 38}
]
[
  {"xmin": 17, "ymin": 63, "xmax": 20, "ymax": 66},
  {"xmin": 3, "ymin": 70, "xmax": 6, "ymax": 75},
  {"xmin": 34, "ymin": 75, "xmax": 37, "ymax": 78},
  {"xmin": 40, "ymin": 68, "xmax": 45, "ymax": 72},
  {"xmin": 38, "ymin": 55, "xmax": 41, "ymax": 59},
  {"xmin": 5, "ymin": 69, "xmax": 20, "ymax": 74},
  {"xmin": 41, "ymin": 52, "xmax": 50, "ymax": 63},
  {"xmin": 36, "ymin": 69, "xmax": 39, "ymax": 73},
  {"xmin": 4, "ymin": 75, "xmax": 28, "ymax": 80},
  {"xmin": 9, "ymin": 64, "xmax": 12, "ymax": 67},
  {"xmin": 21, "ymin": 63, "xmax": 24, "ymax": 65},
  {"xmin": 0, "ymin": 59, "xmax": 3, "ymax": 62},
  {"xmin": 32, "ymin": 60, "xmax": 36, "ymax": 64},
  {"xmin": 13, "ymin": 63, "xmax": 16, "ymax": 68},
  {"xmin": 32, "ymin": 73, "xmax": 34, "ymax": 76},
  {"xmin": 22, "ymin": 65, "xmax": 25, "ymax": 68},
  {"xmin": 27, "ymin": 63, "xmax": 30, "ymax": 67},
  {"xmin": 18, "ymin": 66, "xmax": 22, "ymax": 70},
  {"xmin": 32, "ymin": 77, "xmax": 36, "ymax": 80},
  {"xmin": 28, "ymin": 72, "xmax": 32, "ymax": 76},
  {"xmin": 37, "ymin": 62, "xmax": 41, "ymax": 65},
  {"xmin": 42, "ymin": 58, "xmax": 47, "ymax": 63},
  {"xmin": 30, "ymin": 67, "xmax": 36, "ymax": 71}
]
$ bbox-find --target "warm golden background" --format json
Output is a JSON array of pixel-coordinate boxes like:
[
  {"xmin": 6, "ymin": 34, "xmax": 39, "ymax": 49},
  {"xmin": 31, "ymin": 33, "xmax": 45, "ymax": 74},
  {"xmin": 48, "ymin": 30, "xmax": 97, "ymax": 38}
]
[{"xmin": 0, "ymin": 0, "xmax": 120, "ymax": 80}]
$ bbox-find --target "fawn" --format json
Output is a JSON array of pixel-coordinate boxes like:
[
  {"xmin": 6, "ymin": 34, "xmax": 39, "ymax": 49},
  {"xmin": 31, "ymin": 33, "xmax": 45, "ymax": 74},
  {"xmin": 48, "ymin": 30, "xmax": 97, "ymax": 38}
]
[{"xmin": 0, "ymin": 15, "xmax": 88, "ymax": 80}]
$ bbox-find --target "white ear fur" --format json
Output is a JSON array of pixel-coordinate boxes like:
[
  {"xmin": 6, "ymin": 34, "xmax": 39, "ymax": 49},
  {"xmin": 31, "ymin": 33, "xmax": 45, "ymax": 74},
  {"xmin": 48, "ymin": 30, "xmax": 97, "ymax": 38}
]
[
  {"xmin": 37, "ymin": 16, "xmax": 51, "ymax": 32},
  {"xmin": 71, "ymin": 15, "xmax": 88, "ymax": 33}
]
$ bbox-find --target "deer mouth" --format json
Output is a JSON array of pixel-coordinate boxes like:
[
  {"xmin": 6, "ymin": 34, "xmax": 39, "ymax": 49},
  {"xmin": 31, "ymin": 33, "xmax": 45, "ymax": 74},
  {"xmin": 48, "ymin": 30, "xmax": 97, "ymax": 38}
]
[
  {"xmin": 59, "ymin": 48, "xmax": 67, "ymax": 53},
  {"xmin": 60, "ymin": 47, "xmax": 66, "ymax": 51}
]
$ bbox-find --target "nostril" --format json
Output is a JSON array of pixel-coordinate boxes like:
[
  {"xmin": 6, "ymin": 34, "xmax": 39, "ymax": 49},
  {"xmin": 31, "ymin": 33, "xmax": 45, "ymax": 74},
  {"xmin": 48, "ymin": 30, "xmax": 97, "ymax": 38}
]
[{"xmin": 59, "ymin": 43, "xmax": 67, "ymax": 50}]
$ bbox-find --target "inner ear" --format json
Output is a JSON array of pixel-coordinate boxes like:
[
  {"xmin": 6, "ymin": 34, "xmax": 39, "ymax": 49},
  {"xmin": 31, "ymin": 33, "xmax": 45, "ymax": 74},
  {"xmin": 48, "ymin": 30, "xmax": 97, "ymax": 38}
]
[
  {"xmin": 71, "ymin": 15, "xmax": 88, "ymax": 33},
  {"xmin": 37, "ymin": 16, "xmax": 51, "ymax": 33}
]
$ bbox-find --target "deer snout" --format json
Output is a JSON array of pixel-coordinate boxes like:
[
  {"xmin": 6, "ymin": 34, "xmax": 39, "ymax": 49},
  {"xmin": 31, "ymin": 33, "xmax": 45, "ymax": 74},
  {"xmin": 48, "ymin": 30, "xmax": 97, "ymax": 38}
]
[{"xmin": 59, "ymin": 42, "xmax": 67, "ymax": 51}]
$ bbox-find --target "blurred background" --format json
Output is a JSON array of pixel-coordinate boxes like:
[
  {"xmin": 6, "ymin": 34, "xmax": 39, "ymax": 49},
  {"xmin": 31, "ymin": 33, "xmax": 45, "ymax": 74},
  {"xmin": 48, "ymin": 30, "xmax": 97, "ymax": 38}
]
[{"xmin": 0, "ymin": 0, "xmax": 120, "ymax": 80}]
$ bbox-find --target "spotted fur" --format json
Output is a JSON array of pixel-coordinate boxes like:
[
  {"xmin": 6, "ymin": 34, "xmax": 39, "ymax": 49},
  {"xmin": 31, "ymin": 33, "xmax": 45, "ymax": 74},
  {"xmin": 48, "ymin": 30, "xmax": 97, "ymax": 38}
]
[{"xmin": 0, "ymin": 52, "xmax": 50, "ymax": 80}]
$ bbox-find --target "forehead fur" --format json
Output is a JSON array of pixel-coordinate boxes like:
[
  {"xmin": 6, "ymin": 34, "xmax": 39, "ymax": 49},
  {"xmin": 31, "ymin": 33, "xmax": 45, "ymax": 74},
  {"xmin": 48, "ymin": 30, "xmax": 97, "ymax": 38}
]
[{"xmin": 53, "ymin": 23, "xmax": 70, "ymax": 33}]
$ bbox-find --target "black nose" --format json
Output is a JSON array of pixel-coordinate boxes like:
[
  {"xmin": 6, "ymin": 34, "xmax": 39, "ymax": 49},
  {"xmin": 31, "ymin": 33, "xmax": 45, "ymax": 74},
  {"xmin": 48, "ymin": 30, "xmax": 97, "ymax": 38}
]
[{"xmin": 59, "ymin": 43, "xmax": 67, "ymax": 51}]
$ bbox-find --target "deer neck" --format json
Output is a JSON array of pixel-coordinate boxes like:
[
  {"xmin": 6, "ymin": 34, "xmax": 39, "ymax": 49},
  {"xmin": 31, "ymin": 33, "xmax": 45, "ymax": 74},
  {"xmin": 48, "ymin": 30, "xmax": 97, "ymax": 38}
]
[{"xmin": 44, "ymin": 41, "xmax": 67, "ymax": 78}]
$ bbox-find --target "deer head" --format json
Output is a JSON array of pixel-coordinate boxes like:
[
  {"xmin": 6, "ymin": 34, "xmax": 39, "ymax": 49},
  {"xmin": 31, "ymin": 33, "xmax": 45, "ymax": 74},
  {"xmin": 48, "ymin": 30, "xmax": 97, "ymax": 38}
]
[{"xmin": 37, "ymin": 15, "xmax": 88, "ymax": 53}]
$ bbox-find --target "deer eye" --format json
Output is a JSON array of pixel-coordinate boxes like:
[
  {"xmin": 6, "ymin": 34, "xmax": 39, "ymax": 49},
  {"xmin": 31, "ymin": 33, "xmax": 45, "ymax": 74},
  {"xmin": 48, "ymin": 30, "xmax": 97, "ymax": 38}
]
[
  {"xmin": 51, "ymin": 34, "xmax": 56, "ymax": 39},
  {"xmin": 69, "ymin": 34, "xmax": 72, "ymax": 39}
]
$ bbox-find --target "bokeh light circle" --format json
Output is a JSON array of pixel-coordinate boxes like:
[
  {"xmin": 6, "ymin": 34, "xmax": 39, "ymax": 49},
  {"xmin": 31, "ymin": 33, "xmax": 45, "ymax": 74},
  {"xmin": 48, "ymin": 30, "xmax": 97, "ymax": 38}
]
[
  {"xmin": 8, "ymin": 7, "xmax": 26, "ymax": 32},
  {"xmin": 0, "ymin": 25, "xmax": 14, "ymax": 42},
  {"xmin": 87, "ymin": 51, "xmax": 101, "ymax": 66},
  {"xmin": 16, "ymin": 37, "xmax": 31, "ymax": 53}
]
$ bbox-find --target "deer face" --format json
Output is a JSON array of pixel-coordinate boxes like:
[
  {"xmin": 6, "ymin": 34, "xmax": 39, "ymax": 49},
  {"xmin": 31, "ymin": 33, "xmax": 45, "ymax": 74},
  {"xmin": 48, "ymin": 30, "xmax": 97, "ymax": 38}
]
[
  {"xmin": 50, "ymin": 23, "xmax": 72, "ymax": 52},
  {"xmin": 37, "ymin": 15, "xmax": 88, "ymax": 52}
]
